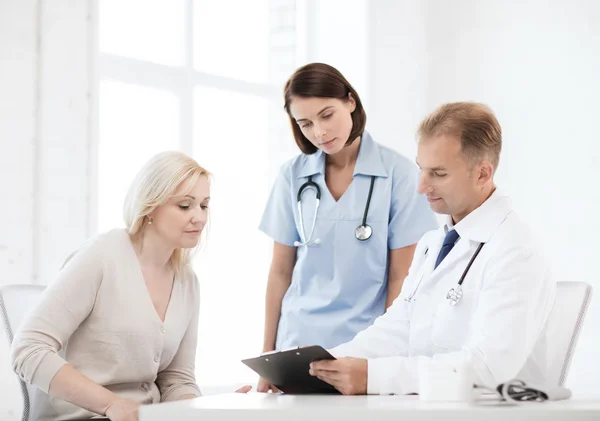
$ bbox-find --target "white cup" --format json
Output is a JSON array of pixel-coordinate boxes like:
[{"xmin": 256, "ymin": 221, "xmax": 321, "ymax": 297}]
[{"xmin": 418, "ymin": 360, "xmax": 476, "ymax": 402}]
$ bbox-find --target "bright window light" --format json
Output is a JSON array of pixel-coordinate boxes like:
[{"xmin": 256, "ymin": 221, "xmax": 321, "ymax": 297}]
[
  {"xmin": 97, "ymin": 80, "xmax": 179, "ymax": 232},
  {"xmin": 194, "ymin": 0, "xmax": 270, "ymax": 83},
  {"xmin": 98, "ymin": 0, "xmax": 186, "ymax": 66},
  {"xmin": 193, "ymin": 87, "xmax": 272, "ymax": 385}
]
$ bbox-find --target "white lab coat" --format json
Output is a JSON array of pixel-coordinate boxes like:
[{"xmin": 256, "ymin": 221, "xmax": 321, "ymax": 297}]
[{"xmin": 329, "ymin": 190, "xmax": 556, "ymax": 395}]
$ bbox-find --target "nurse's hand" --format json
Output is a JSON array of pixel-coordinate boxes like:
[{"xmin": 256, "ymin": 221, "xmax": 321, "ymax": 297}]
[
  {"xmin": 309, "ymin": 357, "xmax": 368, "ymax": 395},
  {"xmin": 257, "ymin": 377, "xmax": 281, "ymax": 393},
  {"xmin": 235, "ymin": 385, "xmax": 253, "ymax": 393}
]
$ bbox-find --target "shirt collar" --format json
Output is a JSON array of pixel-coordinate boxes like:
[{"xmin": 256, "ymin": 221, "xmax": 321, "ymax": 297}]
[
  {"xmin": 295, "ymin": 131, "xmax": 388, "ymax": 179},
  {"xmin": 444, "ymin": 188, "xmax": 513, "ymax": 243},
  {"xmin": 353, "ymin": 131, "xmax": 388, "ymax": 177},
  {"xmin": 296, "ymin": 148, "xmax": 325, "ymax": 179}
]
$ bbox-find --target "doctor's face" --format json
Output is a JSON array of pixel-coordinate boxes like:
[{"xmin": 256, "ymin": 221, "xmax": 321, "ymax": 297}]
[
  {"xmin": 288, "ymin": 96, "xmax": 356, "ymax": 155},
  {"xmin": 416, "ymin": 134, "xmax": 483, "ymax": 223}
]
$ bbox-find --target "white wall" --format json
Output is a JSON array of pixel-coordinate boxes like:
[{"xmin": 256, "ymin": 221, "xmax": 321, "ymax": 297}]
[
  {"xmin": 0, "ymin": 2, "xmax": 37, "ymax": 417},
  {"xmin": 368, "ymin": 0, "xmax": 600, "ymax": 394},
  {"xmin": 0, "ymin": 0, "xmax": 92, "ymax": 286},
  {"xmin": 37, "ymin": 0, "xmax": 93, "ymax": 285},
  {"xmin": 366, "ymin": 0, "xmax": 429, "ymax": 157},
  {"xmin": 0, "ymin": 0, "xmax": 37, "ymax": 287},
  {"xmin": 0, "ymin": 0, "xmax": 92, "ymax": 418},
  {"xmin": 304, "ymin": 0, "xmax": 369, "ymax": 105}
]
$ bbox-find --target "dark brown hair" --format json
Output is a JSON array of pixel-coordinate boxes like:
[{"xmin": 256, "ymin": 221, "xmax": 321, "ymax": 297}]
[
  {"xmin": 418, "ymin": 102, "xmax": 502, "ymax": 170},
  {"xmin": 283, "ymin": 63, "xmax": 367, "ymax": 154}
]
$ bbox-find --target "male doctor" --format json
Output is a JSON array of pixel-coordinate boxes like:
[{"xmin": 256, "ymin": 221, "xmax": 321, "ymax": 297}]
[{"xmin": 309, "ymin": 102, "xmax": 556, "ymax": 395}]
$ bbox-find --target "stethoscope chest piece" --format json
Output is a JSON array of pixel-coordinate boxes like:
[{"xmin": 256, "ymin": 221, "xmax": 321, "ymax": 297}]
[
  {"xmin": 446, "ymin": 284, "xmax": 463, "ymax": 306},
  {"xmin": 355, "ymin": 224, "xmax": 373, "ymax": 241}
]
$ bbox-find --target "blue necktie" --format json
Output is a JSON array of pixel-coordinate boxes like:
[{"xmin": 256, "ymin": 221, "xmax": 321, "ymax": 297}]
[{"xmin": 435, "ymin": 229, "xmax": 460, "ymax": 269}]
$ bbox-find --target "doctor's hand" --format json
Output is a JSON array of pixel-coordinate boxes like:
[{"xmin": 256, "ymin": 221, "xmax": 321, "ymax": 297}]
[
  {"xmin": 309, "ymin": 357, "xmax": 368, "ymax": 395},
  {"xmin": 257, "ymin": 377, "xmax": 281, "ymax": 393}
]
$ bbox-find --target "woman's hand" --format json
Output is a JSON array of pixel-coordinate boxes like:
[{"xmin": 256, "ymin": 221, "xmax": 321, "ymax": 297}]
[
  {"xmin": 105, "ymin": 398, "xmax": 141, "ymax": 421},
  {"xmin": 257, "ymin": 377, "xmax": 281, "ymax": 393}
]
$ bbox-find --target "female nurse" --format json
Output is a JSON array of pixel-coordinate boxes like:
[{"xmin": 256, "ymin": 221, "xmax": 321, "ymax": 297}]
[{"xmin": 257, "ymin": 63, "xmax": 437, "ymax": 392}]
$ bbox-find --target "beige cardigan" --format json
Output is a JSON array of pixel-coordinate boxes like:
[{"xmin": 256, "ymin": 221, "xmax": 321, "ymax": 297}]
[{"xmin": 11, "ymin": 229, "xmax": 201, "ymax": 421}]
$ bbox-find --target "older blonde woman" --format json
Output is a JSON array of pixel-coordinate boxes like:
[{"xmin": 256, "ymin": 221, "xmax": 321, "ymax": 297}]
[{"xmin": 11, "ymin": 151, "xmax": 250, "ymax": 421}]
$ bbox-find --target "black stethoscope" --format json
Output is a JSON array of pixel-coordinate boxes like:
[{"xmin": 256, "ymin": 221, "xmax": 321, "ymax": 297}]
[
  {"xmin": 445, "ymin": 242, "xmax": 485, "ymax": 305},
  {"xmin": 294, "ymin": 175, "xmax": 376, "ymax": 247},
  {"xmin": 405, "ymin": 241, "xmax": 485, "ymax": 306}
]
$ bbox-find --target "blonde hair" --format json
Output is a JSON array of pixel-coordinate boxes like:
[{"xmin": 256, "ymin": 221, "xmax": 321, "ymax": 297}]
[
  {"xmin": 418, "ymin": 102, "xmax": 502, "ymax": 170},
  {"xmin": 123, "ymin": 151, "xmax": 211, "ymax": 276}
]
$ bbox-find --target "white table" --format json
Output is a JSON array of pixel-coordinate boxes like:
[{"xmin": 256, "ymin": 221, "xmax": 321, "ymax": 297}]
[{"xmin": 139, "ymin": 392, "xmax": 600, "ymax": 421}]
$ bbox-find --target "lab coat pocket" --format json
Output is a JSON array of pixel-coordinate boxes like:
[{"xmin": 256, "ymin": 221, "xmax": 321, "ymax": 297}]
[{"xmin": 431, "ymin": 285, "xmax": 478, "ymax": 351}]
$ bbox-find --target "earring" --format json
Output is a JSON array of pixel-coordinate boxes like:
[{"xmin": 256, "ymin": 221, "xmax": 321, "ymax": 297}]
[{"xmin": 147, "ymin": 216, "xmax": 153, "ymax": 225}]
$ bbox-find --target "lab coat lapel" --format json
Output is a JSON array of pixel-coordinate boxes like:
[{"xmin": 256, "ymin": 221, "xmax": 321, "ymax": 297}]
[{"xmin": 413, "ymin": 239, "xmax": 439, "ymax": 285}]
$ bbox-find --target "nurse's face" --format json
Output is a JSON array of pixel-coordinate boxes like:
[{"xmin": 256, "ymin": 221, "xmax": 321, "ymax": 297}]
[
  {"xmin": 289, "ymin": 95, "xmax": 356, "ymax": 154},
  {"xmin": 416, "ymin": 134, "xmax": 491, "ymax": 223}
]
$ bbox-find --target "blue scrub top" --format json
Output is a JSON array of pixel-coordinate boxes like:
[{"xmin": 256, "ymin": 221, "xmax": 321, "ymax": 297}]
[{"xmin": 259, "ymin": 131, "xmax": 437, "ymax": 350}]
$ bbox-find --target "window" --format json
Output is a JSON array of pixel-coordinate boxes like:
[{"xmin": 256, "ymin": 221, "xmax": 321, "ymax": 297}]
[
  {"xmin": 194, "ymin": 1, "xmax": 270, "ymax": 83},
  {"xmin": 97, "ymin": 0, "xmax": 302, "ymax": 386},
  {"xmin": 97, "ymin": 81, "xmax": 179, "ymax": 232},
  {"xmin": 98, "ymin": 0, "xmax": 186, "ymax": 66}
]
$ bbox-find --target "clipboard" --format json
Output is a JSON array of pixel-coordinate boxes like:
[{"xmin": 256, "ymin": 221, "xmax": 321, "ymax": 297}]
[{"xmin": 241, "ymin": 345, "xmax": 340, "ymax": 394}]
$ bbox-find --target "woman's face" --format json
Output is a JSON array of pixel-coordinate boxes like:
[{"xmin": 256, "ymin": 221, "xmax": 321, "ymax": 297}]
[{"xmin": 148, "ymin": 175, "xmax": 210, "ymax": 249}]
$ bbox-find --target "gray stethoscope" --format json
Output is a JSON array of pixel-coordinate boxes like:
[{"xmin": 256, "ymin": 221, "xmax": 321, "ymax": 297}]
[
  {"xmin": 293, "ymin": 175, "xmax": 376, "ymax": 247},
  {"xmin": 405, "ymin": 241, "xmax": 485, "ymax": 306}
]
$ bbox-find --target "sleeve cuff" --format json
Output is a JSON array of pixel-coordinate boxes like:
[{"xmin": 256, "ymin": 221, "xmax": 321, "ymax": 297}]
[
  {"xmin": 161, "ymin": 384, "xmax": 202, "ymax": 402},
  {"xmin": 367, "ymin": 358, "xmax": 386, "ymax": 395},
  {"xmin": 327, "ymin": 344, "xmax": 351, "ymax": 359},
  {"xmin": 31, "ymin": 352, "xmax": 68, "ymax": 393},
  {"xmin": 257, "ymin": 223, "xmax": 298, "ymax": 247},
  {"xmin": 367, "ymin": 356, "xmax": 416, "ymax": 395}
]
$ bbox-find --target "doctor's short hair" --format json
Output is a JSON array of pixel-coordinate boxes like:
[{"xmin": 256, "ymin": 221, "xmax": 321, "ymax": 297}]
[
  {"xmin": 418, "ymin": 102, "xmax": 502, "ymax": 171},
  {"xmin": 283, "ymin": 63, "xmax": 367, "ymax": 154},
  {"xmin": 122, "ymin": 151, "xmax": 211, "ymax": 276}
]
